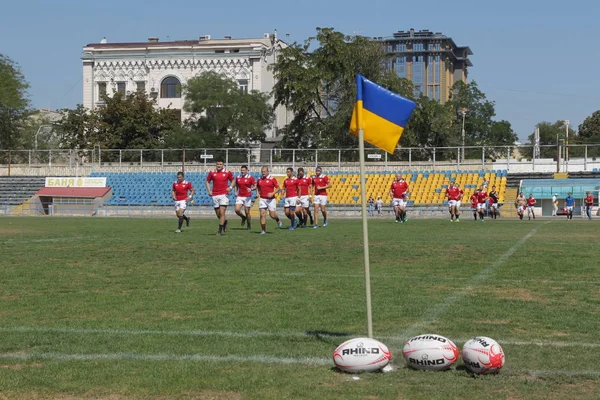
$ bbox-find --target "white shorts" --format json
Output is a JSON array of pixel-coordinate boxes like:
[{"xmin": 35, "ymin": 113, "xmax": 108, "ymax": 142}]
[
  {"xmin": 174, "ymin": 200, "xmax": 187, "ymax": 211},
  {"xmin": 527, "ymin": 205, "xmax": 535, "ymax": 211},
  {"xmin": 518, "ymin": 205, "xmax": 526, "ymax": 213},
  {"xmin": 491, "ymin": 203, "xmax": 498, "ymax": 209},
  {"xmin": 259, "ymin": 198, "xmax": 277, "ymax": 211},
  {"xmin": 212, "ymin": 194, "xmax": 229, "ymax": 208},
  {"xmin": 313, "ymin": 195, "xmax": 328, "ymax": 205},
  {"xmin": 299, "ymin": 195, "xmax": 310, "ymax": 208},
  {"xmin": 477, "ymin": 203, "xmax": 486, "ymax": 210},
  {"xmin": 235, "ymin": 196, "xmax": 253, "ymax": 208},
  {"xmin": 448, "ymin": 200, "xmax": 457, "ymax": 207},
  {"xmin": 392, "ymin": 198, "xmax": 407, "ymax": 207},
  {"xmin": 284, "ymin": 196, "xmax": 299, "ymax": 208},
  {"xmin": 566, "ymin": 206, "xmax": 574, "ymax": 212}
]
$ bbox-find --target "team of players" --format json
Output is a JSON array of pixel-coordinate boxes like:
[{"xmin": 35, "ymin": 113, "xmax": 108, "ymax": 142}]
[
  {"xmin": 171, "ymin": 160, "xmax": 331, "ymax": 235},
  {"xmin": 172, "ymin": 163, "xmax": 595, "ymax": 233}
]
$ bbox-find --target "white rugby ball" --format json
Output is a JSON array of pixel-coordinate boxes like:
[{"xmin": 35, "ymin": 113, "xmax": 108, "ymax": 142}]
[
  {"xmin": 402, "ymin": 334, "xmax": 459, "ymax": 371},
  {"xmin": 332, "ymin": 338, "xmax": 392, "ymax": 373},
  {"xmin": 462, "ymin": 337, "xmax": 505, "ymax": 374}
]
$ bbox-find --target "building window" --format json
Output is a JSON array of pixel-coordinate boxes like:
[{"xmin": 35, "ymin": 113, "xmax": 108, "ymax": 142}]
[
  {"xmin": 136, "ymin": 81, "xmax": 146, "ymax": 92},
  {"xmin": 116, "ymin": 82, "xmax": 126, "ymax": 95},
  {"xmin": 398, "ymin": 44, "xmax": 407, "ymax": 52},
  {"xmin": 161, "ymin": 77, "xmax": 181, "ymax": 98},
  {"xmin": 238, "ymin": 79, "xmax": 249, "ymax": 93},
  {"xmin": 395, "ymin": 57, "xmax": 406, "ymax": 78},
  {"xmin": 413, "ymin": 43, "xmax": 424, "ymax": 51},
  {"xmin": 387, "ymin": 44, "xmax": 394, "ymax": 53},
  {"xmin": 413, "ymin": 56, "xmax": 424, "ymax": 86},
  {"xmin": 435, "ymin": 86, "xmax": 440, "ymax": 100},
  {"xmin": 98, "ymin": 82, "xmax": 107, "ymax": 97}
]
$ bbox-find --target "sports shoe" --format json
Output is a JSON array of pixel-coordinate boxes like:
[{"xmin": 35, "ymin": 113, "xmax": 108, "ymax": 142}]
[
  {"xmin": 450, "ymin": 219, "xmax": 454, "ymax": 222},
  {"xmin": 288, "ymin": 226, "xmax": 295, "ymax": 231},
  {"xmin": 215, "ymin": 232, "xmax": 222, "ymax": 236},
  {"xmin": 241, "ymin": 216, "xmax": 246, "ymax": 226},
  {"xmin": 313, "ymin": 225, "xmax": 319, "ymax": 229},
  {"xmin": 395, "ymin": 219, "xmax": 400, "ymax": 223},
  {"xmin": 260, "ymin": 231, "xmax": 266, "ymax": 235},
  {"xmin": 247, "ymin": 223, "xmax": 252, "ymax": 231},
  {"xmin": 186, "ymin": 217, "xmax": 190, "ymax": 227},
  {"xmin": 455, "ymin": 219, "xmax": 460, "ymax": 222},
  {"xmin": 292, "ymin": 220, "xmax": 298, "ymax": 229},
  {"xmin": 175, "ymin": 229, "xmax": 181, "ymax": 233},
  {"xmin": 224, "ymin": 220, "xmax": 228, "ymax": 232},
  {"xmin": 403, "ymin": 217, "xmax": 408, "ymax": 222},
  {"xmin": 277, "ymin": 221, "xmax": 283, "ymax": 229},
  {"xmin": 323, "ymin": 220, "xmax": 328, "ymax": 227}
]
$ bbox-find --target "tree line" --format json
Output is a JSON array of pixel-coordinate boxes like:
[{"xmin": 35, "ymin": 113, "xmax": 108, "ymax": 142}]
[{"xmin": 2, "ymin": 27, "xmax": 600, "ymax": 161}]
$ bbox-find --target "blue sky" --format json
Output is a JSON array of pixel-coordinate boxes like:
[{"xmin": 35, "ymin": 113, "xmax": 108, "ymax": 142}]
[{"xmin": 1, "ymin": 0, "xmax": 598, "ymax": 141}]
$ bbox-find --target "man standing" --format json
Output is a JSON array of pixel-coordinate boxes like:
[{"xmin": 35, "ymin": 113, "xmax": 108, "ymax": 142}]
[
  {"xmin": 171, "ymin": 172, "xmax": 194, "ymax": 233},
  {"xmin": 205, "ymin": 159, "xmax": 234, "ymax": 236},
  {"xmin": 584, "ymin": 191, "xmax": 594, "ymax": 220},
  {"xmin": 470, "ymin": 189, "xmax": 479, "ymax": 221},
  {"xmin": 390, "ymin": 174, "xmax": 409, "ymax": 223},
  {"xmin": 367, "ymin": 196, "xmax": 375, "ymax": 217},
  {"xmin": 256, "ymin": 166, "xmax": 283, "ymax": 234},
  {"xmin": 476, "ymin": 185, "xmax": 488, "ymax": 221},
  {"xmin": 565, "ymin": 193, "xmax": 576, "ymax": 220},
  {"xmin": 296, "ymin": 167, "xmax": 314, "ymax": 227},
  {"xmin": 312, "ymin": 167, "xmax": 331, "ymax": 228},
  {"xmin": 515, "ymin": 192, "xmax": 527, "ymax": 220},
  {"xmin": 526, "ymin": 193, "xmax": 537, "ymax": 220},
  {"xmin": 445, "ymin": 182, "xmax": 464, "ymax": 222},
  {"xmin": 552, "ymin": 193, "xmax": 559, "ymax": 216},
  {"xmin": 233, "ymin": 165, "xmax": 256, "ymax": 231},
  {"xmin": 488, "ymin": 185, "xmax": 499, "ymax": 220},
  {"xmin": 376, "ymin": 196, "xmax": 383, "ymax": 217},
  {"xmin": 282, "ymin": 167, "xmax": 300, "ymax": 230}
]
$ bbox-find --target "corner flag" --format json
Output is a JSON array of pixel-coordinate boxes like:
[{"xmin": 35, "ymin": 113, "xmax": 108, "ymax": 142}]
[{"xmin": 349, "ymin": 74, "xmax": 416, "ymax": 154}]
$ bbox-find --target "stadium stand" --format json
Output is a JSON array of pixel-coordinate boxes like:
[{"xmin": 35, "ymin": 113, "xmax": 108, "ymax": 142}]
[
  {"xmin": 519, "ymin": 178, "xmax": 600, "ymax": 216},
  {"xmin": 90, "ymin": 170, "xmax": 509, "ymax": 207},
  {"xmin": 0, "ymin": 176, "xmax": 46, "ymax": 205}
]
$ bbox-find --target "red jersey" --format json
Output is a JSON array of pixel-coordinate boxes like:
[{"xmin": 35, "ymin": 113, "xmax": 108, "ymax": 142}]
[
  {"xmin": 390, "ymin": 180, "xmax": 409, "ymax": 198},
  {"xmin": 206, "ymin": 169, "xmax": 234, "ymax": 196},
  {"xmin": 585, "ymin": 195, "xmax": 594, "ymax": 206},
  {"xmin": 257, "ymin": 175, "xmax": 280, "ymax": 199},
  {"xmin": 172, "ymin": 180, "xmax": 193, "ymax": 201},
  {"xmin": 527, "ymin": 197, "xmax": 536, "ymax": 206},
  {"xmin": 283, "ymin": 177, "xmax": 299, "ymax": 198},
  {"xmin": 446, "ymin": 187, "xmax": 463, "ymax": 201},
  {"xmin": 312, "ymin": 174, "xmax": 330, "ymax": 196},
  {"xmin": 297, "ymin": 176, "xmax": 312, "ymax": 196},
  {"xmin": 235, "ymin": 174, "xmax": 255, "ymax": 198},
  {"xmin": 477, "ymin": 191, "xmax": 488, "ymax": 204}
]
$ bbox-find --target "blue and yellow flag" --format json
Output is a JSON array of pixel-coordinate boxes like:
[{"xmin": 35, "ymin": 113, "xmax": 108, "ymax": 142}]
[{"xmin": 349, "ymin": 74, "xmax": 417, "ymax": 154}]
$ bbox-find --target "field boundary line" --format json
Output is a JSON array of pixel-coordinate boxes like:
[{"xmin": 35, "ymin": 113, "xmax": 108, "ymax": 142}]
[
  {"xmin": 398, "ymin": 222, "xmax": 551, "ymax": 339},
  {"xmin": 2, "ymin": 326, "xmax": 599, "ymax": 348}
]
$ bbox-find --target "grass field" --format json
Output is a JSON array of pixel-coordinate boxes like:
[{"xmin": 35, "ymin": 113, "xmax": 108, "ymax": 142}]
[{"xmin": 0, "ymin": 216, "xmax": 599, "ymax": 399}]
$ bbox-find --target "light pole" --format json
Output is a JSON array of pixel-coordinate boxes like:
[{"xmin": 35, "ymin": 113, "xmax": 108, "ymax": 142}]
[
  {"xmin": 460, "ymin": 108, "xmax": 468, "ymax": 163},
  {"xmin": 564, "ymin": 120, "xmax": 570, "ymax": 171}
]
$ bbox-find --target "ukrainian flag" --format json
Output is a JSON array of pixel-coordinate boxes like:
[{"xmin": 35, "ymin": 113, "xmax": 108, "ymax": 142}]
[{"xmin": 349, "ymin": 74, "xmax": 417, "ymax": 154}]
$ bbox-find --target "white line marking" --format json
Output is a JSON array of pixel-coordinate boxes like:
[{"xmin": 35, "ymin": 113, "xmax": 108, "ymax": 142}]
[
  {"xmin": 398, "ymin": 222, "xmax": 550, "ymax": 339},
  {"xmin": 1, "ymin": 326, "xmax": 599, "ymax": 348}
]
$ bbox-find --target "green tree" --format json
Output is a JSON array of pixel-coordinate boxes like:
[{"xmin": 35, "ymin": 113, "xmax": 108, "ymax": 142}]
[
  {"xmin": 578, "ymin": 111, "xmax": 600, "ymax": 157},
  {"xmin": 0, "ymin": 54, "xmax": 30, "ymax": 149},
  {"xmin": 183, "ymin": 71, "xmax": 273, "ymax": 147},
  {"xmin": 271, "ymin": 27, "xmax": 397, "ymax": 153},
  {"xmin": 525, "ymin": 121, "xmax": 575, "ymax": 159}
]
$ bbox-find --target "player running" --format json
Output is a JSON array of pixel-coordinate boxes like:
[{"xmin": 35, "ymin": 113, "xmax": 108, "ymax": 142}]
[
  {"xmin": 515, "ymin": 192, "xmax": 527, "ymax": 220},
  {"xmin": 205, "ymin": 159, "xmax": 234, "ymax": 236},
  {"xmin": 282, "ymin": 167, "xmax": 300, "ymax": 230},
  {"xmin": 526, "ymin": 193, "xmax": 537, "ymax": 220},
  {"xmin": 256, "ymin": 166, "xmax": 283, "ymax": 234},
  {"xmin": 564, "ymin": 192, "xmax": 576, "ymax": 220},
  {"xmin": 296, "ymin": 167, "xmax": 314, "ymax": 227},
  {"xmin": 390, "ymin": 174, "xmax": 409, "ymax": 223},
  {"xmin": 312, "ymin": 166, "xmax": 331, "ymax": 228},
  {"xmin": 584, "ymin": 191, "xmax": 594, "ymax": 220},
  {"xmin": 488, "ymin": 185, "xmax": 499, "ymax": 220},
  {"xmin": 233, "ymin": 165, "xmax": 256, "ymax": 231},
  {"xmin": 171, "ymin": 171, "xmax": 194, "ymax": 233},
  {"xmin": 470, "ymin": 189, "xmax": 479, "ymax": 221},
  {"xmin": 476, "ymin": 185, "xmax": 488, "ymax": 221},
  {"xmin": 445, "ymin": 182, "xmax": 464, "ymax": 222}
]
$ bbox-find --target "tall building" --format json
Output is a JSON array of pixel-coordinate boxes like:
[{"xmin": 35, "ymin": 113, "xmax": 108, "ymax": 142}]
[
  {"xmin": 81, "ymin": 33, "xmax": 288, "ymax": 141},
  {"xmin": 376, "ymin": 29, "xmax": 472, "ymax": 103}
]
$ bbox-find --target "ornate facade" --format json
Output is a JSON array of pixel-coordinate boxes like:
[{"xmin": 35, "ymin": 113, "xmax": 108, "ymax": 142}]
[{"xmin": 82, "ymin": 35, "xmax": 287, "ymax": 140}]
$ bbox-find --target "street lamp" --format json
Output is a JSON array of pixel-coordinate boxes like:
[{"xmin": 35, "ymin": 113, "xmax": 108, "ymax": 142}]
[
  {"xmin": 564, "ymin": 120, "xmax": 570, "ymax": 171},
  {"xmin": 459, "ymin": 108, "xmax": 468, "ymax": 162}
]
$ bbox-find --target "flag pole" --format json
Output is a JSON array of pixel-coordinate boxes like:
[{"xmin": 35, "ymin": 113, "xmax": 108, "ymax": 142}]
[{"xmin": 358, "ymin": 128, "xmax": 373, "ymax": 338}]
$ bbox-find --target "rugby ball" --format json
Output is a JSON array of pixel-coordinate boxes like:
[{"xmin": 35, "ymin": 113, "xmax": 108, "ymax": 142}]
[
  {"xmin": 332, "ymin": 338, "xmax": 391, "ymax": 373},
  {"xmin": 462, "ymin": 337, "xmax": 505, "ymax": 374},
  {"xmin": 402, "ymin": 334, "xmax": 459, "ymax": 371}
]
